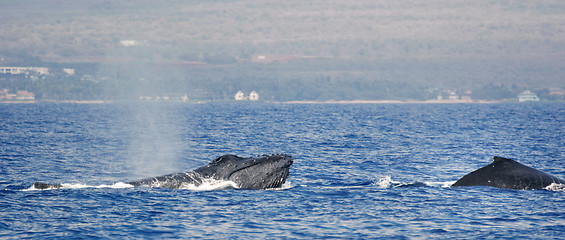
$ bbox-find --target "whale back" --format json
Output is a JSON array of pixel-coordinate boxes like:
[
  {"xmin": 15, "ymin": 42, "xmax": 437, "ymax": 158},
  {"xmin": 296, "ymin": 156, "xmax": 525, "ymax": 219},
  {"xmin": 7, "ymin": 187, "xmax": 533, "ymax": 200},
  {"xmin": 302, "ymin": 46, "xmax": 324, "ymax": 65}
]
[{"xmin": 452, "ymin": 156, "xmax": 565, "ymax": 190}]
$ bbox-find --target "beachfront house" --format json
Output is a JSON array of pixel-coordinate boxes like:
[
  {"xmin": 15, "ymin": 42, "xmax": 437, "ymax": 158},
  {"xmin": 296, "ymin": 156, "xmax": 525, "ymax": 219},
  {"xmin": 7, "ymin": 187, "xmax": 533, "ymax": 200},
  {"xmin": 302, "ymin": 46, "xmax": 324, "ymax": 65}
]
[
  {"xmin": 235, "ymin": 91, "xmax": 260, "ymax": 101},
  {"xmin": 249, "ymin": 91, "xmax": 259, "ymax": 101}
]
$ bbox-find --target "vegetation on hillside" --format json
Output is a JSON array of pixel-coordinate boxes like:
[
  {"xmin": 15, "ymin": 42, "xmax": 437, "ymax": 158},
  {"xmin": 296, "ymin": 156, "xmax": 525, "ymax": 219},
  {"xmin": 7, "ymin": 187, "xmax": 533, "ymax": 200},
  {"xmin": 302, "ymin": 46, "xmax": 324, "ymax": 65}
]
[
  {"xmin": 1, "ymin": 0, "xmax": 564, "ymax": 101},
  {"xmin": 1, "ymin": 60, "xmax": 561, "ymax": 102}
]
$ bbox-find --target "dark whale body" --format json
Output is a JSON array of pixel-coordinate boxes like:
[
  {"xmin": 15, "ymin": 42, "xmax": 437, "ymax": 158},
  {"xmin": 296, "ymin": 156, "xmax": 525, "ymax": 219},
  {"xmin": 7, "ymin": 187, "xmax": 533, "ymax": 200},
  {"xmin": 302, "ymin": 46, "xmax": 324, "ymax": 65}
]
[
  {"xmin": 452, "ymin": 156, "xmax": 564, "ymax": 190},
  {"xmin": 34, "ymin": 154, "xmax": 293, "ymax": 190}
]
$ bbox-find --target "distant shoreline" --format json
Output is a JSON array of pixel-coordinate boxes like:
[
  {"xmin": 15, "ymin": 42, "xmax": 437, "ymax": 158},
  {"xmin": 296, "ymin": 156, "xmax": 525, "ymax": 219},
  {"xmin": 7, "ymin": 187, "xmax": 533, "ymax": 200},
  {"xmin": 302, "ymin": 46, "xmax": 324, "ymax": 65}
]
[
  {"xmin": 1, "ymin": 99, "xmax": 554, "ymax": 104},
  {"xmin": 0, "ymin": 100, "xmax": 109, "ymax": 104},
  {"xmin": 281, "ymin": 99, "xmax": 510, "ymax": 104}
]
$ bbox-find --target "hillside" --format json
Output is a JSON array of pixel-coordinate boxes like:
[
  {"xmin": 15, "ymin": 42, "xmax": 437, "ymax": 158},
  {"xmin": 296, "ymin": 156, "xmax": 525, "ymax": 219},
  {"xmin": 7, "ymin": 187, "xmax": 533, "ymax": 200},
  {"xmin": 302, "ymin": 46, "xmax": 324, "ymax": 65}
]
[{"xmin": 1, "ymin": 0, "xmax": 564, "ymax": 100}]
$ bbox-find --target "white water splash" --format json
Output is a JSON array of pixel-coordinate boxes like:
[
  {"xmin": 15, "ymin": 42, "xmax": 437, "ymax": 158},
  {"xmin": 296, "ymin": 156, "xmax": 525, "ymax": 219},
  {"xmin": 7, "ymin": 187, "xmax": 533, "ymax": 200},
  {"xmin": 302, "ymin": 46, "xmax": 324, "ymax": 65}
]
[
  {"xmin": 95, "ymin": 182, "xmax": 136, "ymax": 189},
  {"xmin": 24, "ymin": 179, "xmax": 293, "ymax": 191},
  {"xmin": 545, "ymin": 183, "xmax": 565, "ymax": 192},
  {"xmin": 177, "ymin": 179, "xmax": 239, "ymax": 191},
  {"xmin": 424, "ymin": 181, "xmax": 456, "ymax": 188},
  {"xmin": 267, "ymin": 181, "xmax": 293, "ymax": 191},
  {"xmin": 373, "ymin": 177, "xmax": 454, "ymax": 188},
  {"xmin": 25, "ymin": 182, "xmax": 135, "ymax": 191},
  {"xmin": 60, "ymin": 182, "xmax": 135, "ymax": 189},
  {"xmin": 375, "ymin": 176, "xmax": 393, "ymax": 188}
]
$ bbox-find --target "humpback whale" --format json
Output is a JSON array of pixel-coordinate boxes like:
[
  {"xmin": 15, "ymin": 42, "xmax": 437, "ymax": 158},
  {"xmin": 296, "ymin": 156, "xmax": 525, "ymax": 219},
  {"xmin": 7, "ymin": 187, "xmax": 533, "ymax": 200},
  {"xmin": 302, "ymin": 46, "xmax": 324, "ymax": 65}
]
[
  {"xmin": 33, "ymin": 154, "xmax": 293, "ymax": 190},
  {"xmin": 452, "ymin": 156, "xmax": 564, "ymax": 190}
]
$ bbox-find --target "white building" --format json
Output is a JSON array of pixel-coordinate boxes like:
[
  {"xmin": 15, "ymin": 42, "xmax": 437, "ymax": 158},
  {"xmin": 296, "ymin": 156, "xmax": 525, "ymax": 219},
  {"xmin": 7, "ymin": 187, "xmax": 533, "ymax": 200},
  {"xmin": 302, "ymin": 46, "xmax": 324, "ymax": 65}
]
[
  {"xmin": 235, "ymin": 91, "xmax": 260, "ymax": 101},
  {"xmin": 249, "ymin": 91, "xmax": 259, "ymax": 101},
  {"xmin": 235, "ymin": 91, "xmax": 246, "ymax": 100},
  {"xmin": 0, "ymin": 66, "xmax": 49, "ymax": 75},
  {"xmin": 517, "ymin": 90, "xmax": 539, "ymax": 102},
  {"xmin": 63, "ymin": 68, "xmax": 75, "ymax": 75}
]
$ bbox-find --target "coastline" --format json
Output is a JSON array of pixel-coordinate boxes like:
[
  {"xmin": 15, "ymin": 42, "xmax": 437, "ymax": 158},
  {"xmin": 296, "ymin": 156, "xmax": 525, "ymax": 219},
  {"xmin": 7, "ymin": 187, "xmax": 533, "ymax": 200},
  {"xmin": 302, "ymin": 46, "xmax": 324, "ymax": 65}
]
[
  {"xmin": 281, "ymin": 99, "xmax": 510, "ymax": 104},
  {"xmin": 0, "ymin": 100, "xmax": 108, "ymax": 104},
  {"xmin": 0, "ymin": 99, "xmax": 551, "ymax": 104}
]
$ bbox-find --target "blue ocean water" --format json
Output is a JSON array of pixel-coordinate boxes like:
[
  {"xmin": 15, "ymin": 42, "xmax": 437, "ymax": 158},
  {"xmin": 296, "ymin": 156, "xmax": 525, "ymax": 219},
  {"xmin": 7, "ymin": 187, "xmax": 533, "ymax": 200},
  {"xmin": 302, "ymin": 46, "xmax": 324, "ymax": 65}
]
[{"xmin": 1, "ymin": 102, "xmax": 564, "ymax": 239}]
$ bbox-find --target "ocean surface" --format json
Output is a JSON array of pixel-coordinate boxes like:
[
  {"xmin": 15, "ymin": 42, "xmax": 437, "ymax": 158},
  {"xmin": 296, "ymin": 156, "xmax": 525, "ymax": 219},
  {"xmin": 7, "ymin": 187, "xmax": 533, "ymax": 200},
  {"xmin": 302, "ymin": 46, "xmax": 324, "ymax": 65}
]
[{"xmin": 1, "ymin": 102, "xmax": 564, "ymax": 239}]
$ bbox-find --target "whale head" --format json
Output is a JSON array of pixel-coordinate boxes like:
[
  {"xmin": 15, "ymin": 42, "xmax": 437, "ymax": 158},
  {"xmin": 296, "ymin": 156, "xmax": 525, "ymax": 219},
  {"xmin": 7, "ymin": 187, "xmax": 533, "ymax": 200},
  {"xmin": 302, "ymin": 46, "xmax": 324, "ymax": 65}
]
[
  {"xmin": 35, "ymin": 154, "xmax": 294, "ymax": 190},
  {"xmin": 194, "ymin": 154, "xmax": 293, "ymax": 189}
]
